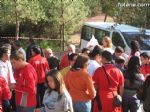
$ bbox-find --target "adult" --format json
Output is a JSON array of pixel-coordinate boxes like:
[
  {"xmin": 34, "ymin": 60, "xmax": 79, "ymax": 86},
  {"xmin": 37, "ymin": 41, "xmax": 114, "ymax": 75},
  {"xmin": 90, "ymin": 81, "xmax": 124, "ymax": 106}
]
[
  {"xmin": 65, "ymin": 54, "xmax": 96, "ymax": 112},
  {"xmin": 60, "ymin": 53, "xmax": 78, "ymax": 79},
  {"xmin": 26, "ymin": 38, "xmax": 35, "ymax": 62},
  {"xmin": 113, "ymin": 46, "xmax": 129, "ymax": 65},
  {"xmin": 13, "ymin": 40, "xmax": 26, "ymax": 61},
  {"xmin": 10, "ymin": 51, "xmax": 37, "ymax": 112},
  {"xmin": 0, "ymin": 44, "xmax": 16, "ymax": 112},
  {"xmin": 122, "ymin": 56, "xmax": 144, "ymax": 112},
  {"xmin": 0, "ymin": 44, "xmax": 16, "ymax": 85},
  {"xmin": 130, "ymin": 40, "xmax": 141, "ymax": 58},
  {"xmin": 87, "ymin": 45, "xmax": 102, "ymax": 76},
  {"xmin": 115, "ymin": 56, "xmax": 126, "ymax": 74},
  {"xmin": 28, "ymin": 45, "xmax": 50, "ymax": 107},
  {"xmin": 60, "ymin": 44, "xmax": 76, "ymax": 69},
  {"xmin": 0, "ymin": 76, "xmax": 11, "ymax": 112},
  {"xmin": 102, "ymin": 36, "xmax": 114, "ymax": 54},
  {"xmin": 81, "ymin": 48, "xmax": 90, "ymax": 56},
  {"xmin": 92, "ymin": 51, "xmax": 124, "ymax": 112},
  {"xmin": 44, "ymin": 48, "xmax": 60, "ymax": 70}
]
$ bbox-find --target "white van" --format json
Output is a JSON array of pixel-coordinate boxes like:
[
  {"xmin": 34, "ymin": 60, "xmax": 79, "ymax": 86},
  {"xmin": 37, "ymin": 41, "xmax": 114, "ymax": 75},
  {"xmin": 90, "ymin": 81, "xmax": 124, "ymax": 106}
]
[{"xmin": 80, "ymin": 22, "xmax": 150, "ymax": 55}]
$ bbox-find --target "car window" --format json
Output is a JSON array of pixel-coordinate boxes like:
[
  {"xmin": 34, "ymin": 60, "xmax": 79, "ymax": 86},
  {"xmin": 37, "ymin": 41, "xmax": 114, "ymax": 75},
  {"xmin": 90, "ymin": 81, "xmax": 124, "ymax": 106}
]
[{"xmin": 112, "ymin": 32, "xmax": 125, "ymax": 48}]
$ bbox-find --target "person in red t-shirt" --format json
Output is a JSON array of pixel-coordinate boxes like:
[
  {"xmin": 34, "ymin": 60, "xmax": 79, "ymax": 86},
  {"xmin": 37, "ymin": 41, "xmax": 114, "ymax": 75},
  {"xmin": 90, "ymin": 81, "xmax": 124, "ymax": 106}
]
[
  {"xmin": 140, "ymin": 52, "xmax": 150, "ymax": 79},
  {"xmin": 0, "ymin": 76, "xmax": 11, "ymax": 112},
  {"xmin": 10, "ymin": 51, "xmax": 37, "ymax": 112},
  {"xmin": 28, "ymin": 45, "xmax": 50, "ymax": 108},
  {"xmin": 60, "ymin": 44, "xmax": 76, "ymax": 69},
  {"xmin": 92, "ymin": 51, "xmax": 124, "ymax": 112}
]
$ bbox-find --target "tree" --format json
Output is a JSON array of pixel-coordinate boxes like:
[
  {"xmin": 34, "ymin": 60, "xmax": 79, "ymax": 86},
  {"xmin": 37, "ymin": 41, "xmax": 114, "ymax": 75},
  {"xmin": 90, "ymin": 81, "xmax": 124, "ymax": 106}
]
[
  {"xmin": 99, "ymin": 0, "xmax": 150, "ymax": 28},
  {"xmin": 0, "ymin": 0, "xmax": 46, "ymax": 39},
  {"xmin": 40, "ymin": 0, "xmax": 89, "ymax": 50}
]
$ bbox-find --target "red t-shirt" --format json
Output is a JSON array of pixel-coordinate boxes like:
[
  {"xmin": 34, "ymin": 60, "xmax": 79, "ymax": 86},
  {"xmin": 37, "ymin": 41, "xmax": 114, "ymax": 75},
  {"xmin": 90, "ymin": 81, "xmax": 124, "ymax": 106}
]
[
  {"xmin": 92, "ymin": 64, "xmax": 124, "ymax": 112},
  {"xmin": 15, "ymin": 63, "xmax": 37, "ymax": 107},
  {"xmin": 0, "ymin": 76, "xmax": 11, "ymax": 112},
  {"xmin": 140, "ymin": 64, "xmax": 150, "ymax": 78},
  {"xmin": 60, "ymin": 53, "xmax": 70, "ymax": 70},
  {"xmin": 29, "ymin": 54, "xmax": 50, "ymax": 83}
]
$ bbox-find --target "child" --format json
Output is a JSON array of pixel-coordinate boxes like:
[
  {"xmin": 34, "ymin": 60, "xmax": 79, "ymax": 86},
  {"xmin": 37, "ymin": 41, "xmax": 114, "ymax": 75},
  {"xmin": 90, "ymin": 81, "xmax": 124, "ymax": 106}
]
[{"xmin": 42, "ymin": 70, "xmax": 73, "ymax": 112}]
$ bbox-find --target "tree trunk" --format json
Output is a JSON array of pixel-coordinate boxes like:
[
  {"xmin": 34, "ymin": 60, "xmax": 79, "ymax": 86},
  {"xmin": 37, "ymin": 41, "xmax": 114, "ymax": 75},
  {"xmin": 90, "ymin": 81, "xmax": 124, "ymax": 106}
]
[
  {"xmin": 145, "ymin": 7, "xmax": 148, "ymax": 28},
  {"xmin": 62, "ymin": 23, "xmax": 65, "ymax": 51},
  {"xmin": 15, "ymin": 15, "xmax": 19, "ymax": 40},
  {"xmin": 61, "ymin": 0, "xmax": 65, "ymax": 51},
  {"xmin": 60, "ymin": 25, "xmax": 62, "ymax": 50},
  {"xmin": 104, "ymin": 14, "xmax": 107, "ymax": 22},
  {"xmin": 14, "ymin": 0, "xmax": 19, "ymax": 40}
]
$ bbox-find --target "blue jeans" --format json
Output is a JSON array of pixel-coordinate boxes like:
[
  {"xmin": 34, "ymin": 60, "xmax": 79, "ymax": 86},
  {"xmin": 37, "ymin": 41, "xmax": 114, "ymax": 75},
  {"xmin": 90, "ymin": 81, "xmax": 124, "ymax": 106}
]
[
  {"xmin": 16, "ymin": 105, "xmax": 34, "ymax": 112},
  {"xmin": 73, "ymin": 101, "xmax": 91, "ymax": 112},
  {"xmin": 2, "ymin": 100, "xmax": 11, "ymax": 112},
  {"xmin": 122, "ymin": 96, "xmax": 140, "ymax": 112}
]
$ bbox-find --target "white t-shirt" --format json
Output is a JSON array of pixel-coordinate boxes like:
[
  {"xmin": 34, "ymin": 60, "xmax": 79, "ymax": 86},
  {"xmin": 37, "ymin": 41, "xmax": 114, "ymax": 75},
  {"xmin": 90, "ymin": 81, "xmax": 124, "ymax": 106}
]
[
  {"xmin": 103, "ymin": 48, "xmax": 114, "ymax": 54},
  {"xmin": 43, "ymin": 89, "xmax": 73, "ymax": 112},
  {"xmin": 0, "ymin": 60, "xmax": 16, "ymax": 84},
  {"xmin": 87, "ymin": 60, "xmax": 101, "ymax": 76}
]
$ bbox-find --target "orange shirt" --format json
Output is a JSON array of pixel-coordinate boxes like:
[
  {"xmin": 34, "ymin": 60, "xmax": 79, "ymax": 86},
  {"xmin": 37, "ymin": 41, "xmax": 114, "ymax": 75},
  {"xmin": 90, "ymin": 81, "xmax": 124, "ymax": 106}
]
[{"xmin": 64, "ymin": 69, "xmax": 96, "ymax": 102}]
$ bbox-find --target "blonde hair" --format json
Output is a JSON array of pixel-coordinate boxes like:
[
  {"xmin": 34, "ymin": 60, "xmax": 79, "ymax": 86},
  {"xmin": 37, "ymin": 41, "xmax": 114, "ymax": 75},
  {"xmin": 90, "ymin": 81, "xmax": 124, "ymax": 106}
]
[
  {"xmin": 103, "ymin": 36, "xmax": 112, "ymax": 48},
  {"xmin": 44, "ymin": 48, "xmax": 53, "ymax": 56}
]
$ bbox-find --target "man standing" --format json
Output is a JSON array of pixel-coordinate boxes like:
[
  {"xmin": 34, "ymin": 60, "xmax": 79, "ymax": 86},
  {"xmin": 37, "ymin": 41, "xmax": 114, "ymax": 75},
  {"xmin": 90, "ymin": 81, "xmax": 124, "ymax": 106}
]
[
  {"xmin": 92, "ymin": 51, "xmax": 124, "ymax": 112},
  {"xmin": 0, "ymin": 44, "xmax": 16, "ymax": 112},
  {"xmin": 60, "ymin": 44, "xmax": 76, "ymax": 69},
  {"xmin": 28, "ymin": 45, "xmax": 50, "ymax": 108},
  {"xmin": 10, "ymin": 51, "xmax": 37, "ymax": 112}
]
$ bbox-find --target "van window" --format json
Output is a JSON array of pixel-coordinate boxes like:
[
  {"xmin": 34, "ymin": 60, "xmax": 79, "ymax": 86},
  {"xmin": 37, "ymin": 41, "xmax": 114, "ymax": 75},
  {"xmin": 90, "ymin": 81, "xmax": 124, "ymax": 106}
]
[
  {"xmin": 122, "ymin": 32, "xmax": 150, "ymax": 50},
  {"xmin": 94, "ymin": 28, "xmax": 110, "ymax": 45},
  {"xmin": 81, "ymin": 26, "xmax": 95, "ymax": 41},
  {"xmin": 112, "ymin": 32, "xmax": 125, "ymax": 48}
]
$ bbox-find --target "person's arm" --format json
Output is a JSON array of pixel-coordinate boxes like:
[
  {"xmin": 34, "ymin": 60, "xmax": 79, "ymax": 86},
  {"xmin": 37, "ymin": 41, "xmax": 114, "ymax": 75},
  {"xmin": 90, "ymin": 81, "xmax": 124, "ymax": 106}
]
[
  {"xmin": 119, "ymin": 85, "xmax": 124, "ymax": 96},
  {"xmin": 21, "ymin": 68, "xmax": 36, "ymax": 94},
  {"xmin": 2, "ymin": 78, "xmax": 11, "ymax": 100},
  {"xmin": 118, "ymin": 70, "xmax": 124, "ymax": 96},
  {"xmin": 86, "ymin": 74, "xmax": 96, "ymax": 99},
  {"xmin": 92, "ymin": 68, "xmax": 100, "ymax": 89}
]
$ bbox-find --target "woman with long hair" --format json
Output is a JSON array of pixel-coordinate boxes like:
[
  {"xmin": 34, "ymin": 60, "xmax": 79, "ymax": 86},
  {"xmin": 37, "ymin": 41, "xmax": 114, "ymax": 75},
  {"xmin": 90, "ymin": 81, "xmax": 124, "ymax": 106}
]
[
  {"xmin": 42, "ymin": 69, "xmax": 73, "ymax": 112},
  {"xmin": 65, "ymin": 54, "xmax": 96, "ymax": 112},
  {"xmin": 130, "ymin": 40, "xmax": 140, "ymax": 58},
  {"xmin": 123, "ymin": 56, "xmax": 144, "ymax": 112},
  {"xmin": 102, "ymin": 36, "xmax": 114, "ymax": 54}
]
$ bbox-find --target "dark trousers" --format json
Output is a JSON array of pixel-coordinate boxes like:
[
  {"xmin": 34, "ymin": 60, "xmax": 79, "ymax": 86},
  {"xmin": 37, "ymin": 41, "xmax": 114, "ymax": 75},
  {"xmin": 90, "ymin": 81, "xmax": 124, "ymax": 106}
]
[
  {"xmin": 36, "ymin": 83, "xmax": 46, "ymax": 108},
  {"xmin": 2, "ymin": 100, "xmax": 11, "ymax": 112},
  {"xmin": 2, "ymin": 90, "xmax": 16, "ymax": 112},
  {"xmin": 10, "ymin": 90, "xmax": 16, "ymax": 112}
]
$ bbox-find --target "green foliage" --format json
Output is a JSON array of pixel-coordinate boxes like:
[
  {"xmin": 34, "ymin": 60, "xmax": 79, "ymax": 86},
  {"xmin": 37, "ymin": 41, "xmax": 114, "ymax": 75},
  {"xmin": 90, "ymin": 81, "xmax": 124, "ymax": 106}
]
[
  {"xmin": 100, "ymin": 0, "xmax": 150, "ymax": 28},
  {"xmin": 39, "ymin": 40, "xmax": 60, "ymax": 51},
  {"xmin": 1, "ymin": 0, "xmax": 90, "ymax": 40},
  {"xmin": 0, "ymin": 0, "xmax": 46, "ymax": 24}
]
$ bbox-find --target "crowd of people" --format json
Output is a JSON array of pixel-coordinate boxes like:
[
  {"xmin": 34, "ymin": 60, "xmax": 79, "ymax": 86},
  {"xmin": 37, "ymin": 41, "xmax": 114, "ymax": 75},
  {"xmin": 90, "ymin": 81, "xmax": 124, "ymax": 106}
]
[{"xmin": 0, "ymin": 37, "xmax": 150, "ymax": 112}]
